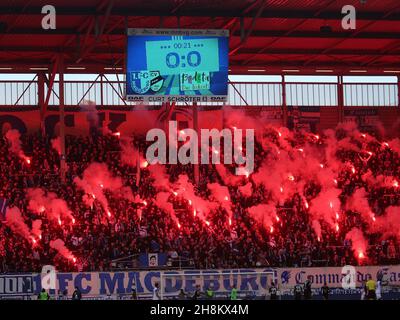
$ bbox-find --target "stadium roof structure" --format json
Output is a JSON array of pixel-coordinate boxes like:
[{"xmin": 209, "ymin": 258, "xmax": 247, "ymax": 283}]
[{"xmin": 0, "ymin": 0, "xmax": 400, "ymax": 75}]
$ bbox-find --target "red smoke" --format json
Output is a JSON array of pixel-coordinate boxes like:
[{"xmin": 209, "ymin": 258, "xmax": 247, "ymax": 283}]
[
  {"xmin": 5, "ymin": 207, "xmax": 32, "ymax": 242},
  {"xmin": 50, "ymin": 239, "xmax": 75, "ymax": 262},
  {"xmin": 345, "ymin": 228, "xmax": 368, "ymax": 261}
]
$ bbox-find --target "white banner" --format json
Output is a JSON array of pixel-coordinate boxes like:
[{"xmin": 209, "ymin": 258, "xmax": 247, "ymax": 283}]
[{"xmin": 1, "ymin": 265, "xmax": 399, "ymax": 297}]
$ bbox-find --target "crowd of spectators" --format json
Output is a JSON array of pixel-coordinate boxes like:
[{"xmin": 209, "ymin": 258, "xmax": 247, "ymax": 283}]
[{"xmin": 0, "ymin": 127, "xmax": 399, "ymax": 273}]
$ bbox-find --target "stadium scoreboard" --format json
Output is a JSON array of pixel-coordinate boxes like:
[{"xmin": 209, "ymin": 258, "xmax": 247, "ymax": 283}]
[{"xmin": 125, "ymin": 29, "xmax": 229, "ymax": 103}]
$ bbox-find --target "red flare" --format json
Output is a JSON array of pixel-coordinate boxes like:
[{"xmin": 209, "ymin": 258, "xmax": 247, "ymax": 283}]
[
  {"xmin": 113, "ymin": 132, "xmax": 121, "ymax": 138},
  {"xmin": 288, "ymin": 175, "xmax": 294, "ymax": 181},
  {"xmin": 270, "ymin": 226, "xmax": 274, "ymax": 234},
  {"xmin": 177, "ymin": 222, "xmax": 181, "ymax": 229},
  {"xmin": 329, "ymin": 201, "xmax": 333, "ymax": 209},
  {"xmin": 367, "ymin": 151, "xmax": 373, "ymax": 156},
  {"xmin": 276, "ymin": 216, "xmax": 280, "ymax": 222},
  {"xmin": 351, "ymin": 167, "xmax": 356, "ymax": 174},
  {"xmin": 99, "ymin": 184, "xmax": 104, "ymax": 188},
  {"xmin": 372, "ymin": 215, "xmax": 376, "ymax": 222},
  {"xmin": 107, "ymin": 211, "xmax": 111, "ymax": 217},
  {"xmin": 304, "ymin": 200, "xmax": 309, "ymax": 209},
  {"xmin": 333, "ymin": 179, "xmax": 338, "ymax": 185},
  {"xmin": 193, "ymin": 209, "xmax": 196, "ymax": 217},
  {"xmin": 335, "ymin": 213, "xmax": 340, "ymax": 220},
  {"xmin": 319, "ymin": 164, "xmax": 324, "ymax": 168},
  {"xmin": 58, "ymin": 218, "xmax": 62, "ymax": 226},
  {"xmin": 317, "ymin": 237, "xmax": 321, "ymax": 242},
  {"xmin": 143, "ymin": 200, "xmax": 147, "ymax": 206},
  {"xmin": 91, "ymin": 194, "xmax": 96, "ymax": 199},
  {"xmin": 361, "ymin": 133, "xmax": 366, "ymax": 138},
  {"xmin": 358, "ymin": 251, "xmax": 365, "ymax": 259},
  {"xmin": 314, "ymin": 135, "xmax": 319, "ymax": 140},
  {"xmin": 393, "ymin": 181, "xmax": 399, "ymax": 188},
  {"xmin": 32, "ymin": 238, "xmax": 37, "ymax": 244},
  {"xmin": 72, "ymin": 257, "xmax": 77, "ymax": 263},
  {"xmin": 335, "ymin": 224, "xmax": 339, "ymax": 232},
  {"xmin": 224, "ymin": 196, "xmax": 229, "ymax": 201},
  {"xmin": 141, "ymin": 160, "xmax": 149, "ymax": 168},
  {"xmin": 277, "ymin": 131, "xmax": 282, "ymax": 137},
  {"xmin": 72, "ymin": 218, "xmax": 76, "ymax": 224},
  {"xmin": 39, "ymin": 234, "xmax": 42, "ymax": 240},
  {"xmin": 229, "ymin": 218, "xmax": 232, "ymax": 226},
  {"xmin": 173, "ymin": 191, "xmax": 178, "ymax": 197},
  {"xmin": 382, "ymin": 142, "xmax": 389, "ymax": 147},
  {"xmin": 297, "ymin": 148, "xmax": 304, "ymax": 153},
  {"xmin": 205, "ymin": 220, "xmax": 210, "ymax": 226},
  {"xmin": 280, "ymin": 186, "xmax": 284, "ymax": 193},
  {"xmin": 188, "ymin": 199, "xmax": 192, "ymax": 206}
]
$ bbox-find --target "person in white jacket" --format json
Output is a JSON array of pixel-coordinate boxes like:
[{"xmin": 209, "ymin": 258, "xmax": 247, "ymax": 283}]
[{"xmin": 376, "ymin": 280, "xmax": 382, "ymax": 300}]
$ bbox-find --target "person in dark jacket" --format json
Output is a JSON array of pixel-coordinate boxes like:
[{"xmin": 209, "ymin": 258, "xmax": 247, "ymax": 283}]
[
  {"xmin": 72, "ymin": 287, "xmax": 82, "ymax": 300},
  {"xmin": 304, "ymin": 279, "xmax": 312, "ymax": 300},
  {"xmin": 321, "ymin": 282, "xmax": 330, "ymax": 300}
]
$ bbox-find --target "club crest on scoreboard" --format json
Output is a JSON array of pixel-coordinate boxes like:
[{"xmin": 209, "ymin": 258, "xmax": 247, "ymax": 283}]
[
  {"xmin": 130, "ymin": 71, "xmax": 164, "ymax": 94},
  {"xmin": 180, "ymin": 71, "xmax": 211, "ymax": 91}
]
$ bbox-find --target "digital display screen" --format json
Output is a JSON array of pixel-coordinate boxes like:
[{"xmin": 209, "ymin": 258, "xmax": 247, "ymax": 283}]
[{"xmin": 125, "ymin": 29, "xmax": 229, "ymax": 103}]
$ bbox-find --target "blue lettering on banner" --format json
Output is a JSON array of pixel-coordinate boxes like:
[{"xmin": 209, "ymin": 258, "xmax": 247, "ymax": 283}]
[
  {"xmin": 2, "ymin": 266, "xmax": 400, "ymax": 298},
  {"xmin": 144, "ymin": 271, "xmax": 160, "ymax": 293},
  {"xmin": 58, "ymin": 273, "xmax": 73, "ymax": 293},
  {"xmin": 126, "ymin": 272, "xmax": 143, "ymax": 293},
  {"xmin": 164, "ymin": 271, "xmax": 182, "ymax": 293},
  {"xmin": 296, "ymin": 271, "xmax": 306, "ymax": 284},
  {"xmin": 184, "ymin": 270, "xmax": 200, "ymax": 292},
  {"xmin": 0, "ymin": 275, "xmax": 34, "ymax": 295},
  {"xmin": 99, "ymin": 272, "xmax": 125, "ymax": 295},
  {"xmin": 203, "ymin": 270, "xmax": 220, "ymax": 291},
  {"xmin": 222, "ymin": 270, "xmax": 239, "ymax": 290},
  {"xmin": 74, "ymin": 273, "xmax": 91, "ymax": 294},
  {"xmin": 238, "ymin": 269, "xmax": 258, "ymax": 291}
]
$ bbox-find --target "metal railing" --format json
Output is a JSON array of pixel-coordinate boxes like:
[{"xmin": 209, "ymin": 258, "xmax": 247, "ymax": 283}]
[
  {"xmin": 344, "ymin": 83, "xmax": 398, "ymax": 107},
  {"xmin": 0, "ymin": 78, "xmax": 398, "ymax": 108},
  {"xmin": 110, "ymin": 254, "xmax": 194, "ymax": 271}
]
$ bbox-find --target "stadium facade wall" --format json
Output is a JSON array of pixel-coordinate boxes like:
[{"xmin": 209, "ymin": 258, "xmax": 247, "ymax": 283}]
[
  {"xmin": 1, "ymin": 265, "xmax": 399, "ymax": 299},
  {"xmin": 0, "ymin": 106, "xmax": 398, "ymax": 137},
  {"xmin": 0, "ymin": 108, "xmax": 223, "ymax": 136}
]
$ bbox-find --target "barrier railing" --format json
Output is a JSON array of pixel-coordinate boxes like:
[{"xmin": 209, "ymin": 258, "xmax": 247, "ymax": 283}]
[{"xmin": 0, "ymin": 79, "xmax": 398, "ymax": 108}]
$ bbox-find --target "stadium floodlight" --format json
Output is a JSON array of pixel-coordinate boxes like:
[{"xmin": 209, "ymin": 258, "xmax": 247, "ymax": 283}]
[
  {"xmin": 349, "ymin": 70, "xmax": 367, "ymax": 73},
  {"xmin": 104, "ymin": 67, "xmax": 123, "ymax": 70},
  {"xmin": 67, "ymin": 67, "xmax": 86, "ymax": 70},
  {"xmin": 159, "ymin": 271, "xmax": 276, "ymax": 300},
  {"xmin": 29, "ymin": 67, "xmax": 48, "ymax": 71}
]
